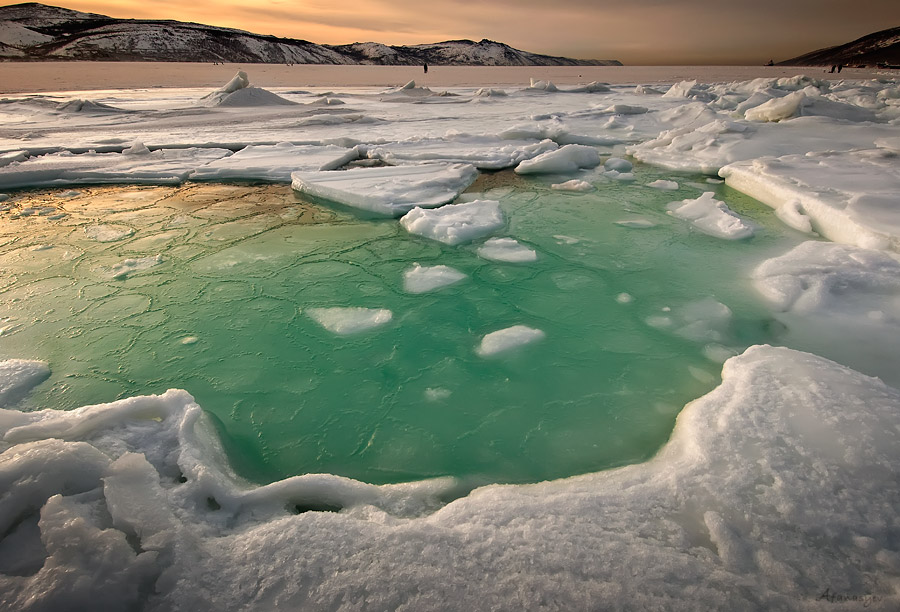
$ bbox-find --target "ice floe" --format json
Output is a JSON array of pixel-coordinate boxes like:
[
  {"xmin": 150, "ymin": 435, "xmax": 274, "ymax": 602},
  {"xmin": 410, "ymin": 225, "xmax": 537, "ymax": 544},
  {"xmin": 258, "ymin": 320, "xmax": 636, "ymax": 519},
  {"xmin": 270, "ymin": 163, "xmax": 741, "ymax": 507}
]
[
  {"xmin": 476, "ymin": 237, "xmax": 537, "ymax": 262},
  {"xmin": 305, "ymin": 307, "xmax": 393, "ymax": 335},
  {"xmin": 365, "ymin": 136, "xmax": 557, "ymax": 170},
  {"xmin": 0, "ymin": 359, "xmax": 50, "ymax": 406},
  {"xmin": 667, "ymin": 192, "xmax": 755, "ymax": 240},
  {"xmin": 514, "ymin": 144, "xmax": 601, "ymax": 174},
  {"xmin": 400, "ymin": 199, "xmax": 504, "ymax": 245},
  {"xmin": 292, "ymin": 163, "xmax": 478, "ymax": 216},
  {"xmin": 191, "ymin": 143, "xmax": 359, "ymax": 183},
  {"xmin": 403, "ymin": 264, "xmax": 467, "ymax": 293},
  {"xmin": 550, "ymin": 179, "xmax": 594, "ymax": 192},
  {"xmin": 476, "ymin": 325, "xmax": 545, "ymax": 356}
]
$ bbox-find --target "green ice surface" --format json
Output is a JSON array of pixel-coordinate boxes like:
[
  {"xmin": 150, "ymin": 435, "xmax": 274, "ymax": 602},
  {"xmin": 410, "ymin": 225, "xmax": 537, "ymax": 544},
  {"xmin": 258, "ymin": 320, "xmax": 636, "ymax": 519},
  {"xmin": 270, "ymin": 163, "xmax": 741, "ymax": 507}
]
[{"xmin": 0, "ymin": 171, "xmax": 807, "ymax": 485}]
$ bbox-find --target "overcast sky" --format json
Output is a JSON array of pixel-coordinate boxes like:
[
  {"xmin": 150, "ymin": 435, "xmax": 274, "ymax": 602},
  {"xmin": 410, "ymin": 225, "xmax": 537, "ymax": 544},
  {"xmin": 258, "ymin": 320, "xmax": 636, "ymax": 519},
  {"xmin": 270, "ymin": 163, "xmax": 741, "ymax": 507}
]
[{"xmin": 9, "ymin": 0, "xmax": 900, "ymax": 64}]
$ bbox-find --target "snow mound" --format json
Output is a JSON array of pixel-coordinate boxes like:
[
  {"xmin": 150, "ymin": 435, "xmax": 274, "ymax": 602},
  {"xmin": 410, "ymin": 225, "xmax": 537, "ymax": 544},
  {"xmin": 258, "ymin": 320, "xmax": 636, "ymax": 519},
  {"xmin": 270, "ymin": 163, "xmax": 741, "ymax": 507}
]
[
  {"xmin": 199, "ymin": 71, "xmax": 296, "ymax": 107},
  {"xmin": 109, "ymin": 255, "xmax": 163, "ymax": 280},
  {"xmin": 400, "ymin": 200, "xmax": 504, "ymax": 245},
  {"xmin": 0, "ymin": 359, "xmax": 50, "ymax": 406},
  {"xmin": 744, "ymin": 90, "xmax": 808, "ymax": 122},
  {"xmin": 667, "ymin": 192, "xmax": 755, "ymax": 240},
  {"xmin": 527, "ymin": 79, "xmax": 558, "ymax": 92},
  {"xmin": 192, "ymin": 143, "xmax": 359, "ymax": 183},
  {"xmin": 476, "ymin": 325, "xmax": 545, "ymax": 356},
  {"xmin": 604, "ymin": 157, "xmax": 632, "ymax": 172},
  {"xmin": 477, "ymin": 237, "xmax": 537, "ymax": 262},
  {"xmin": 56, "ymin": 99, "xmax": 126, "ymax": 113},
  {"xmin": 515, "ymin": 144, "xmax": 601, "ymax": 174},
  {"xmin": 305, "ymin": 307, "xmax": 393, "ymax": 335},
  {"xmin": 403, "ymin": 264, "xmax": 467, "ymax": 293},
  {"xmin": 292, "ymin": 163, "xmax": 478, "ymax": 217}
]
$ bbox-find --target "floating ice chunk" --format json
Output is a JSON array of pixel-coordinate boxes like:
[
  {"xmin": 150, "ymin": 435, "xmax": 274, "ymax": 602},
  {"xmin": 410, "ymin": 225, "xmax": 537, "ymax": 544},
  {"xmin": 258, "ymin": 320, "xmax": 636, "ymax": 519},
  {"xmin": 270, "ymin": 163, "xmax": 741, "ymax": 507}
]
[
  {"xmin": 515, "ymin": 144, "xmax": 601, "ymax": 174},
  {"xmin": 720, "ymin": 150, "xmax": 900, "ymax": 251},
  {"xmin": 0, "ymin": 359, "xmax": 50, "ymax": 406},
  {"xmin": 403, "ymin": 264, "xmax": 467, "ymax": 293},
  {"xmin": 199, "ymin": 71, "xmax": 296, "ymax": 107},
  {"xmin": 744, "ymin": 91, "xmax": 808, "ymax": 122},
  {"xmin": 476, "ymin": 325, "xmax": 545, "ymax": 356},
  {"xmin": 367, "ymin": 136, "xmax": 557, "ymax": 170},
  {"xmin": 424, "ymin": 388, "xmax": 452, "ymax": 401},
  {"xmin": 667, "ymin": 192, "xmax": 755, "ymax": 240},
  {"xmin": 647, "ymin": 179, "xmax": 679, "ymax": 190},
  {"xmin": 193, "ymin": 144, "xmax": 358, "ymax": 183},
  {"xmin": 109, "ymin": 255, "xmax": 163, "ymax": 280},
  {"xmin": 180, "ymin": 336, "xmax": 199, "ymax": 345},
  {"xmin": 647, "ymin": 297, "xmax": 734, "ymax": 343},
  {"xmin": 477, "ymin": 237, "xmax": 537, "ymax": 263},
  {"xmin": 616, "ymin": 293, "xmax": 633, "ymax": 304},
  {"xmin": 292, "ymin": 163, "xmax": 478, "ymax": 217},
  {"xmin": 84, "ymin": 224, "xmax": 134, "ymax": 242},
  {"xmin": 305, "ymin": 307, "xmax": 393, "ymax": 335},
  {"xmin": 604, "ymin": 157, "xmax": 633, "ymax": 173},
  {"xmin": 615, "ymin": 218, "xmax": 656, "ymax": 228},
  {"xmin": 400, "ymin": 199, "xmax": 504, "ymax": 245},
  {"xmin": 551, "ymin": 179, "xmax": 594, "ymax": 192},
  {"xmin": 603, "ymin": 170, "xmax": 634, "ymax": 181},
  {"xmin": 703, "ymin": 343, "xmax": 739, "ymax": 363}
]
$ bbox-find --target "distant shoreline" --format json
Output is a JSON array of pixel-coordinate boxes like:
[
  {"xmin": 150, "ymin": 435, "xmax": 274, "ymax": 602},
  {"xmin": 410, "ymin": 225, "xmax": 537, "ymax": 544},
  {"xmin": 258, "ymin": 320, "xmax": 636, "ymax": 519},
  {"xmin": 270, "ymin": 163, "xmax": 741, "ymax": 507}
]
[{"xmin": 2, "ymin": 63, "xmax": 895, "ymax": 95}]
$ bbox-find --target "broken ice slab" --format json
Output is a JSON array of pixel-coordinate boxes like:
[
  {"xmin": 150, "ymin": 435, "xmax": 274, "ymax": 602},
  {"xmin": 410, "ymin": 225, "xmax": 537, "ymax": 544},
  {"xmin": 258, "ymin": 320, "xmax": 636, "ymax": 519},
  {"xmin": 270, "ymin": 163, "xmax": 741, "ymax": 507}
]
[
  {"xmin": 291, "ymin": 162, "xmax": 478, "ymax": 217},
  {"xmin": 0, "ymin": 148, "xmax": 231, "ymax": 190},
  {"xmin": 191, "ymin": 143, "xmax": 359, "ymax": 183},
  {"xmin": 366, "ymin": 136, "xmax": 557, "ymax": 170},
  {"xmin": 400, "ymin": 199, "xmax": 504, "ymax": 245}
]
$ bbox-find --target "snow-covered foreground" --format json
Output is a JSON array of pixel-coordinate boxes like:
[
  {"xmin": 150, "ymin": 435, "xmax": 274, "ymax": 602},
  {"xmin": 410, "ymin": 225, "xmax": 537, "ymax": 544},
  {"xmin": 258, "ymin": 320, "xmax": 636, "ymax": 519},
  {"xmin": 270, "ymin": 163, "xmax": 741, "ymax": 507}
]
[{"xmin": 1, "ymin": 70, "xmax": 900, "ymax": 609}]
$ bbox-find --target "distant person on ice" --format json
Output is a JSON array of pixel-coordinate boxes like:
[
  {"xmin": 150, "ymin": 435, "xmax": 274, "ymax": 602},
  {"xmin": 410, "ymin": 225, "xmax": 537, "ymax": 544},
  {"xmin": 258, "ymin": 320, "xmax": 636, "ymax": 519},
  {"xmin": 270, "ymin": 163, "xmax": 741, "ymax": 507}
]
[{"xmin": 423, "ymin": 62, "xmax": 428, "ymax": 74}]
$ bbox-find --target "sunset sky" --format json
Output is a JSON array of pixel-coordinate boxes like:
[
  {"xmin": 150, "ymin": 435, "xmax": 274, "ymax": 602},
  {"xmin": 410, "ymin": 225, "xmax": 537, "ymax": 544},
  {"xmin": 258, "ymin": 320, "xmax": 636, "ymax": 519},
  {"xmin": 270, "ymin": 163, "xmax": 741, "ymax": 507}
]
[{"xmin": 4, "ymin": 0, "xmax": 898, "ymax": 64}]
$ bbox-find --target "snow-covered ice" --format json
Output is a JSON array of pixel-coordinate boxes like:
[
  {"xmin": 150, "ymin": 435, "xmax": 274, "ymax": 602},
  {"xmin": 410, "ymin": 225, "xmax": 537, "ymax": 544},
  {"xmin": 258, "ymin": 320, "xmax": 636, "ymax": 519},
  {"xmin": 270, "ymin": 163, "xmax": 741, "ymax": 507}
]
[
  {"xmin": 0, "ymin": 359, "xmax": 50, "ymax": 406},
  {"xmin": 365, "ymin": 136, "xmax": 557, "ymax": 170},
  {"xmin": 191, "ymin": 143, "xmax": 359, "ymax": 183},
  {"xmin": 292, "ymin": 163, "xmax": 478, "ymax": 216},
  {"xmin": 515, "ymin": 144, "xmax": 601, "ymax": 174},
  {"xmin": 550, "ymin": 179, "xmax": 594, "ymax": 192},
  {"xmin": 400, "ymin": 199, "xmax": 504, "ymax": 245},
  {"xmin": 667, "ymin": 192, "xmax": 755, "ymax": 239}
]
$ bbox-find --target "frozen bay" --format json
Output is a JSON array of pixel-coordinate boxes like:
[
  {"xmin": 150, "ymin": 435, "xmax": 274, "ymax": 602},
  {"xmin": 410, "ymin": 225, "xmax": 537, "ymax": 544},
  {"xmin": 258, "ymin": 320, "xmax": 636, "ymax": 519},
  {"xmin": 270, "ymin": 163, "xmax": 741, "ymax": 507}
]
[{"xmin": 1, "ymin": 66, "xmax": 899, "ymax": 610}]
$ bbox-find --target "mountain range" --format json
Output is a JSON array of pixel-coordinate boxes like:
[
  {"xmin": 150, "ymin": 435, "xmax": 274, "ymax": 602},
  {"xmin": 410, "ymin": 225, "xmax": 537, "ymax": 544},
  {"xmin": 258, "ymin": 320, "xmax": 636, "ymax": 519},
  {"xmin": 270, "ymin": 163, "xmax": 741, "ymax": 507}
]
[
  {"xmin": 778, "ymin": 26, "xmax": 900, "ymax": 67},
  {"xmin": 0, "ymin": 2, "xmax": 621, "ymax": 66}
]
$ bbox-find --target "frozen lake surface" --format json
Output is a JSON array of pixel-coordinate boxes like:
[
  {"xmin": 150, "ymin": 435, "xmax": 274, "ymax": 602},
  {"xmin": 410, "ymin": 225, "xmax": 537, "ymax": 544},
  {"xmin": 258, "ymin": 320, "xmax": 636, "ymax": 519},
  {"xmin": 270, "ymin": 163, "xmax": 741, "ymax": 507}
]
[{"xmin": 1, "ymin": 66, "xmax": 899, "ymax": 610}]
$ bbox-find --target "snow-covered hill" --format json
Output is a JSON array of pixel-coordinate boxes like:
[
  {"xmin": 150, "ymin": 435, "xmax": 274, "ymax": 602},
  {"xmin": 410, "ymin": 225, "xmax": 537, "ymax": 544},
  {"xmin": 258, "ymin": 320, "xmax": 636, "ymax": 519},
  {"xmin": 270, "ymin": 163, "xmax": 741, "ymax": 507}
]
[
  {"xmin": 0, "ymin": 2, "xmax": 621, "ymax": 66},
  {"xmin": 779, "ymin": 26, "xmax": 900, "ymax": 67}
]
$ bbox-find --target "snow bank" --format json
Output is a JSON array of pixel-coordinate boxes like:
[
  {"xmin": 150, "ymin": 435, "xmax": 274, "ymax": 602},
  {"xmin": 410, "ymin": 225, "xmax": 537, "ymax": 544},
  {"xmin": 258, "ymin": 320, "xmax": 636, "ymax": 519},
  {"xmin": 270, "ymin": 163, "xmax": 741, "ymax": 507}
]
[
  {"xmin": 1, "ymin": 346, "xmax": 899, "ymax": 609},
  {"xmin": 0, "ymin": 148, "xmax": 230, "ymax": 189},
  {"xmin": 400, "ymin": 200, "xmax": 504, "ymax": 245},
  {"xmin": 291, "ymin": 163, "xmax": 478, "ymax": 217},
  {"xmin": 515, "ymin": 144, "xmax": 600, "ymax": 174},
  {"xmin": 476, "ymin": 325, "xmax": 545, "ymax": 356},
  {"xmin": 305, "ymin": 307, "xmax": 393, "ymax": 335},
  {"xmin": 667, "ymin": 192, "xmax": 755, "ymax": 240},
  {"xmin": 720, "ymin": 149, "xmax": 900, "ymax": 251},
  {"xmin": 476, "ymin": 237, "xmax": 537, "ymax": 262},
  {"xmin": 192, "ymin": 143, "xmax": 358, "ymax": 183},
  {"xmin": 403, "ymin": 264, "xmax": 467, "ymax": 293}
]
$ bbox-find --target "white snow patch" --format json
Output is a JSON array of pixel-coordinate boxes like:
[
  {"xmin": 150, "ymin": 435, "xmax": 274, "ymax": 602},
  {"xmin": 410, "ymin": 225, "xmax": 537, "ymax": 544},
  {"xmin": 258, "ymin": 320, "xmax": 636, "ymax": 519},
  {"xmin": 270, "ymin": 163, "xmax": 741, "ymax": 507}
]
[
  {"xmin": 515, "ymin": 144, "xmax": 600, "ymax": 174},
  {"xmin": 193, "ymin": 144, "xmax": 358, "ymax": 183},
  {"xmin": 647, "ymin": 179, "xmax": 679, "ymax": 190},
  {"xmin": 550, "ymin": 179, "xmax": 594, "ymax": 192}
]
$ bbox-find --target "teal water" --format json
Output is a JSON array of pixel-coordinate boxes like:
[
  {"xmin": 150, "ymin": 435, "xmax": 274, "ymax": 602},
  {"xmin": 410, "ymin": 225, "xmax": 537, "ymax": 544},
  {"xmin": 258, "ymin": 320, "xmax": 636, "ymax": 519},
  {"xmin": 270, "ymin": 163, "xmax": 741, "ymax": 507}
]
[{"xmin": 0, "ymin": 171, "xmax": 806, "ymax": 485}]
